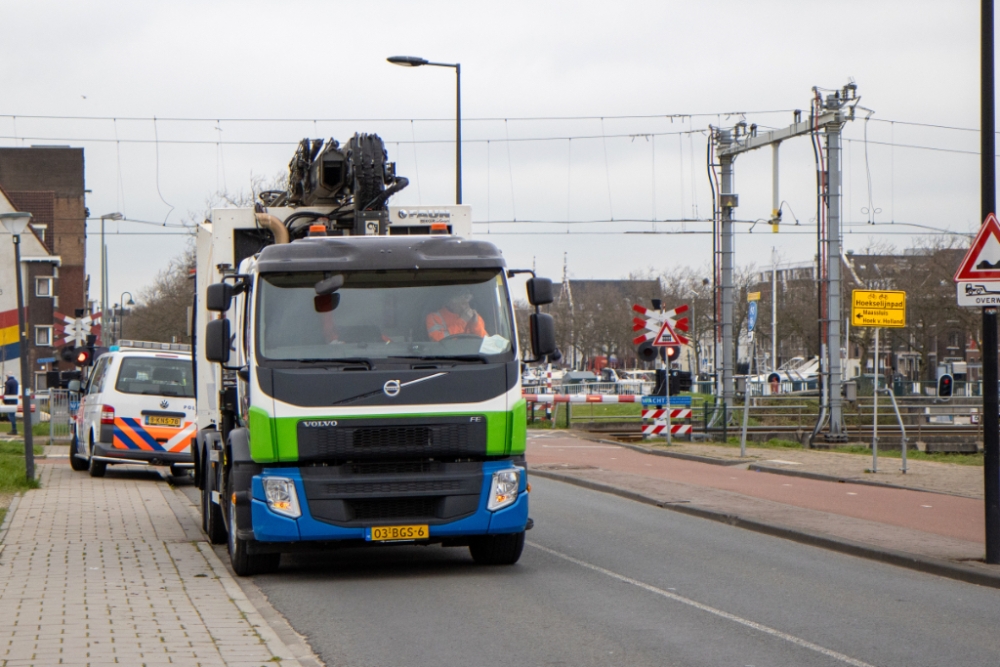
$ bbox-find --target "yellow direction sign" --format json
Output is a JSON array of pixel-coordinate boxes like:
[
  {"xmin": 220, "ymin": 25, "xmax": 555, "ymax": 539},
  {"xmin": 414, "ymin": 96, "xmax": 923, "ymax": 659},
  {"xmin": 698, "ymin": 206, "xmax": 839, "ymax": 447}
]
[
  {"xmin": 747, "ymin": 291, "xmax": 761, "ymax": 302},
  {"xmin": 851, "ymin": 290, "xmax": 906, "ymax": 328}
]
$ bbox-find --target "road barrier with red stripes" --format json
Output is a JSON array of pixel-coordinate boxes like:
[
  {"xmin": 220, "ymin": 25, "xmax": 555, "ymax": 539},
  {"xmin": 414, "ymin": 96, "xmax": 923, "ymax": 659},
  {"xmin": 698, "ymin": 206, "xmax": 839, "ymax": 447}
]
[
  {"xmin": 641, "ymin": 406, "xmax": 693, "ymax": 437},
  {"xmin": 523, "ymin": 393, "xmax": 640, "ymax": 404}
]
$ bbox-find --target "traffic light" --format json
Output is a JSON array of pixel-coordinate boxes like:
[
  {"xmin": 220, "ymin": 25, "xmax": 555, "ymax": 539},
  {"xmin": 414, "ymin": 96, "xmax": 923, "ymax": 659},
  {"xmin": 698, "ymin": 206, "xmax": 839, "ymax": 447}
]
[
  {"xmin": 638, "ymin": 341, "xmax": 658, "ymax": 362},
  {"xmin": 60, "ymin": 344, "xmax": 78, "ymax": 363},
  {"xmin": 664, "ymin": 345, "xmax": 680, "ymax": 364},
  {"xmin": 937, "ymin": 373, "xmax": 953, "ymax": 398},
  {"xmin": 75, "ymin": 348, "xmax": 93, "ymax": 366}
]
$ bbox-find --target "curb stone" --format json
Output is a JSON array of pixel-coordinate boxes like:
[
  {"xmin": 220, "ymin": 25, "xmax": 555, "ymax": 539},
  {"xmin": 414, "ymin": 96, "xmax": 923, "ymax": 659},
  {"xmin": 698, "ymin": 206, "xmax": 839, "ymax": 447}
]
[{"xmin": 530, "ymin": 468, "xmax": 1000, "ymax": 590}]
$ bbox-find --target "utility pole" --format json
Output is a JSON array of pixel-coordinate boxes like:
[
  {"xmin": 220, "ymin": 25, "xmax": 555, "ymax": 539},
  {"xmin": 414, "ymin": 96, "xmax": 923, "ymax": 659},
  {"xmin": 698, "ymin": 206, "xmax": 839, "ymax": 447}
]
[
  {"xmin": 719, "ymin": 131, "xmax": 736, "ymax": 409},
  {"xmin": 980, "ymin": 0, "xmax": 999, "ymax": 564},
  {"xmin": 714, "ymin": 83, "xmax": 858, "ymax": 441}
]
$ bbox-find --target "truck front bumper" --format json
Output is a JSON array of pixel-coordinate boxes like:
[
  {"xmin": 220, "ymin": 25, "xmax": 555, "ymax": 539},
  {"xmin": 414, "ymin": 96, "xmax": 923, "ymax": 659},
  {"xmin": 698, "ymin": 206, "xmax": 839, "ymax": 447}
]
[{"xmin": 247, "ymin": 460, "xmax": 529, "ymax": 544}]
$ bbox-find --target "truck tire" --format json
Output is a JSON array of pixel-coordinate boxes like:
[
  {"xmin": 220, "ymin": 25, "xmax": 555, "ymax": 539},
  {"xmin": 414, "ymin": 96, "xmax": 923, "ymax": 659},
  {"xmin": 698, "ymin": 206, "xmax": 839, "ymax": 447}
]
[
  {"xmin": 87, "ymin": 436, "xmax": 106, "ymax": 478},
  {"xmin": 69, "ymin": 432, "xmax": 88, "ymax": 471},
  {"xmin": 202, "ymin": 452, "xmax": 227, "ymax": 545},
  {"xmin": 226, "ymin": 487, "xmax": 280, "ymax": 576},
  {"xmin": 469, "ymin": 531, "xmax": 525, "ymax": 565}
]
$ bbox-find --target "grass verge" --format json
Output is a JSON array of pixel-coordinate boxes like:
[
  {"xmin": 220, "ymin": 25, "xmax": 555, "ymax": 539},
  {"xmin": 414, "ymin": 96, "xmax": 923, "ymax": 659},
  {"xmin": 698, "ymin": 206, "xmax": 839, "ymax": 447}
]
[{"xmin": 0, "ymin": 441, "xmax": 44, "ymax": 492}]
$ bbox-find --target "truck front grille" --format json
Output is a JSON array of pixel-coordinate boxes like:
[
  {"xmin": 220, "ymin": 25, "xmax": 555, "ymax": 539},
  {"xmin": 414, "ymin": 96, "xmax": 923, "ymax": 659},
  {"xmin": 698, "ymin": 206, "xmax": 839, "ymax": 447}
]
[
  {"xmin": 348, "ymin": 497, "xmax": 440, "ymax": 521},
  {"xmin": 297, "ymin": 415, "xmax": 487, "ymax": 461},
  {"xmin": 300, "ymin": 461, "xmax": 483, "ymax": 527}
]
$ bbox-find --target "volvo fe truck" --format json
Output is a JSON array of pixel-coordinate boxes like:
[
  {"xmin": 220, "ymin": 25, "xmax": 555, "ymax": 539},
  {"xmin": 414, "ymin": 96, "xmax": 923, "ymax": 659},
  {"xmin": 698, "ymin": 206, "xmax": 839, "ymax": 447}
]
[{"xmin": 193, "ymin": 134, "xmax": 557, "ymax": 575}]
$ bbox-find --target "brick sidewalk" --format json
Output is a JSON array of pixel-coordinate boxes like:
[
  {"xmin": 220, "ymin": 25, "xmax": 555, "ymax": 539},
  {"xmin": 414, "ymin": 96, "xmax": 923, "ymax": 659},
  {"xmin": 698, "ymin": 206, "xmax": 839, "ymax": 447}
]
[{"xmin": 0, "ymin": 464, "xmax": 307, "ymax": 667}]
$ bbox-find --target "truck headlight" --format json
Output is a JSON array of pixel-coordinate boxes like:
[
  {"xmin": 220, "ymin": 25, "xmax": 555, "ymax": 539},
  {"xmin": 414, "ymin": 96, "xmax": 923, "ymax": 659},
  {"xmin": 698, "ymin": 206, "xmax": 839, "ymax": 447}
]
[
  {"xmin": 488, "ymin": 468, "xmax": 521, "ymax": 511},
  {"xmin": 263, "ymin": 477, "xmax": 301, "ymax": 518}
]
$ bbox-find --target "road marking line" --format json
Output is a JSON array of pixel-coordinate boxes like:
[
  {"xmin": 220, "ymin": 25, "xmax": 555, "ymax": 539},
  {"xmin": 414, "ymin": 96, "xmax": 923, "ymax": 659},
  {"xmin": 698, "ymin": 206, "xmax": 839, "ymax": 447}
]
[
  {"xmin": 540, "ymin": 445, "xmax": 621, "ymax": 449},
  {"xmin": 527, "ymin": 541, "xmax": 878, "ymax": 667}
]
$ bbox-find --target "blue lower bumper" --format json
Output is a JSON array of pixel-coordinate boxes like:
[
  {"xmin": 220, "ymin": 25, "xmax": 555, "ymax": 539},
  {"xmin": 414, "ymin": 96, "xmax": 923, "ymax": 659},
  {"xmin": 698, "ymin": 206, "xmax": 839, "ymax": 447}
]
[{"xmin": 250, "ymin": 460, "xmax": 529, "ymax": 543}]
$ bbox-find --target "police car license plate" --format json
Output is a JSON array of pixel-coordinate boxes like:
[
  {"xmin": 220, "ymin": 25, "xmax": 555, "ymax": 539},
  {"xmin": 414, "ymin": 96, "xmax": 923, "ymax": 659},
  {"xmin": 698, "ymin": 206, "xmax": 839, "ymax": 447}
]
[
  {"xmin": 146, "ymin": 415, "xmax": 181, "ymax": 427},
  {"xmin": 369, "ymin": 525, "xmax": 429, "ymax": 541}
]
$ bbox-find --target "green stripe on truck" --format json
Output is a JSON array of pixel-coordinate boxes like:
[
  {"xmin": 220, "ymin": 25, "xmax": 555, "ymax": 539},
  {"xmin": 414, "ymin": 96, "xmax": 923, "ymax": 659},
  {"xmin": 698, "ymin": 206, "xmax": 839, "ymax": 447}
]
[{"xmin": 248, "ymin": 410, "xmax": 519, "ymax": 463}]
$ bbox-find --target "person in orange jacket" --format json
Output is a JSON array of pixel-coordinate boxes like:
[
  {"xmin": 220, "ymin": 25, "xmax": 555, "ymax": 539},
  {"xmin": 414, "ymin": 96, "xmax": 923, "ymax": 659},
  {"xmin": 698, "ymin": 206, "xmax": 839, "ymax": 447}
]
[{"xmin": 426, "ymin": 287, "xmax": 488, "ymax": 341}]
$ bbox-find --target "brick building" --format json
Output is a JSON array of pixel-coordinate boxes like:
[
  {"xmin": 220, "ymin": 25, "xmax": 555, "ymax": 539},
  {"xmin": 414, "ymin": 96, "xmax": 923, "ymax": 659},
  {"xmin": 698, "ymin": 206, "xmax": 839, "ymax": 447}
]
[{"xmin": 0, "ymin": 148, "xmax": 88, "ymax": 389}]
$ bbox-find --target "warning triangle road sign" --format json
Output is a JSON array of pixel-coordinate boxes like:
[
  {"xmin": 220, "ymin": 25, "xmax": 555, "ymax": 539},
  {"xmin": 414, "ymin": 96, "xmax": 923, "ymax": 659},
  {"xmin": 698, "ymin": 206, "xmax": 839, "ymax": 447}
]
[
  {"xmin": 954, "ymin": 213, "xmax": 1000, "ymax": 281},
  {"xmin": 652, "ymin": 319, "xmax": 680, "ymax": 347}
]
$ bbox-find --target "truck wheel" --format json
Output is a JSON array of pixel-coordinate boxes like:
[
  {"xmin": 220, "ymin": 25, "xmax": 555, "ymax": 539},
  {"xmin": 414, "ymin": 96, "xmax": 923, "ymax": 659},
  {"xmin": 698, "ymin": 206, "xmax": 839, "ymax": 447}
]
[
  {"xmin": 469, "ymin": 531, "xmax": 525, "ymax": 565},
  {"xmin": 227, "ymin": 489, "xmax": 280, "ymax": 576},
  {"xmin": 69, "ymin": 432, "xmax": 88, "ymax": 471},
  {"xmin": 87, "ymin": 437, "xmax": 107, "ymax": 478},
  {"xmin": 202, "ymin": 453, "xmax": 227, "ymax": 545}
]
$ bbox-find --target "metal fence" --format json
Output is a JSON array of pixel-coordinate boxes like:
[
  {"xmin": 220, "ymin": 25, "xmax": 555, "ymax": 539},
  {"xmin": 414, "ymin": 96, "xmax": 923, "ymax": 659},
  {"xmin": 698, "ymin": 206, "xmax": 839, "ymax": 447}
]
[{"xmin": 37, "ymin": 389, "xmax": 76, "ymax": 442}]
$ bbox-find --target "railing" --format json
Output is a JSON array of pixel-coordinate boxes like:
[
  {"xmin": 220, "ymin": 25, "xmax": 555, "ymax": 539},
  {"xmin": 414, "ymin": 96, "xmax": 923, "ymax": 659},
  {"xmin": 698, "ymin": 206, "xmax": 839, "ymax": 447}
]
[
  {"xmin": 523, "ymin": 381, "xmax": 654, "ymax": 396},
  {"xmin": 35, "ymin": 390, "xmax": 76, "ymax": 442}
]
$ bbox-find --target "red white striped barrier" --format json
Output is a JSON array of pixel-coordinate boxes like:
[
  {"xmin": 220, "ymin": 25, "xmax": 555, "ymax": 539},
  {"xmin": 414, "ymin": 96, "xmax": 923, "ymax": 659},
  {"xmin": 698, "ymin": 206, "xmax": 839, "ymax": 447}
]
[
  {"xmin": 641, "ymin": 408, "xmax": 692, "ymax": 420},
  {"xmin": 642, "ymin": 422, "xmax": 693, "ymax": 435},
  {"xmin": 523, "ymin": 393, "xmax": 639, "ymax": 404}
]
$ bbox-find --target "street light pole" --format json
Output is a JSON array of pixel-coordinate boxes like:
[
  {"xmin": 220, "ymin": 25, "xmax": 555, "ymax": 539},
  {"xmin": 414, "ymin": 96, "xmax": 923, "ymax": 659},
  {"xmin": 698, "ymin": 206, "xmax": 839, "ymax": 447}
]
[
  {"xmin": 118, "ymin": 291, "xmax": 134, "ymax": 343},
  {"xmin": 1, "ymin": 212, "xmax": 35, "ymax": 481},
  {"xmin": 98, "ymin": 213, "xmax": 123, "ymax": 343},
  {"xmin": 387, "ymin": 55, "xmax": 462, "ymax": 204}
]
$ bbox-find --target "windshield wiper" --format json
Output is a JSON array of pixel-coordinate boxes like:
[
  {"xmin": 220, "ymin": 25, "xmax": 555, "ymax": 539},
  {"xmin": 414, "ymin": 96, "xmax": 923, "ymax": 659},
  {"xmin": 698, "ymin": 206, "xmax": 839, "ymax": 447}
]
[
  {"xmin": 296, "ymin": 357, "xmax": 374, "ymax": 369},
  {"xmin": 388, "ymin": 355, "xmax": 488, "ymax": 364}
]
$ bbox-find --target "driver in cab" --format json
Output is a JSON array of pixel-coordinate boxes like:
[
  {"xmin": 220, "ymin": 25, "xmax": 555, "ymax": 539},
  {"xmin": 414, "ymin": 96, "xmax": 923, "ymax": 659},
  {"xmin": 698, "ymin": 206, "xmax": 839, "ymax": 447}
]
[{"xmin": 426, "ymin": 287, "xmax": 488, "ymax": 341}]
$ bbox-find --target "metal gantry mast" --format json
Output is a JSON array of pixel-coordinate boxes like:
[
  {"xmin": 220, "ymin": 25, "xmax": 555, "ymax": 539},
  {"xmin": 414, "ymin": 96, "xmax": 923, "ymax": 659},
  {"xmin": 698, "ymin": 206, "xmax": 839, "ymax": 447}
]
[{"xmin": 712, "ymin": 82, "xmax": 859, "ymax": 441}]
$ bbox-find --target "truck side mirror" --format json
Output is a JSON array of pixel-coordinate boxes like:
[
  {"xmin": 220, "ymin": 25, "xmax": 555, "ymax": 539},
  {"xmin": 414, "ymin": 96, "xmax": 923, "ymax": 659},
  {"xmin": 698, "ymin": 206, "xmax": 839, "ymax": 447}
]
[
  {"xmin": 526, "ymin": 277, "xmax": 553, "ymax": 306},
  {"xmin": 206, "ymin": 283, "xmax": 234, "ymax": 312},
  {"xmin": 205, "ymin": 318, "xmax": 231, "ymax": 363},
  {"xmin": 529, "ymin": 312, "xmax": 557, "ymax": 358}
]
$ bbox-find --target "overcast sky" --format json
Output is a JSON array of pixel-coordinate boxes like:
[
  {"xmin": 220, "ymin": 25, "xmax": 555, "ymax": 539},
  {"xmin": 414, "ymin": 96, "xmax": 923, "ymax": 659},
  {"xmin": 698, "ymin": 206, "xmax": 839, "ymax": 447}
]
[{"xmin": 0, "ymin": 1, "xmax": 990, "ymax": 308}]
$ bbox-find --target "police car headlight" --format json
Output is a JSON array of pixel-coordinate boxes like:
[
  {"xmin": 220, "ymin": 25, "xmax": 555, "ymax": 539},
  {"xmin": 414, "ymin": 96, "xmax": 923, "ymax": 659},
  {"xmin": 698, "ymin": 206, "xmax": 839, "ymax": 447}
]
[
  {"xmin": 488, "ymin": 468, "xmax": 521, "ymax": 511},
  {"xmin": 263, "ymin": 477, "xmax": 301, "ymax": 518}
]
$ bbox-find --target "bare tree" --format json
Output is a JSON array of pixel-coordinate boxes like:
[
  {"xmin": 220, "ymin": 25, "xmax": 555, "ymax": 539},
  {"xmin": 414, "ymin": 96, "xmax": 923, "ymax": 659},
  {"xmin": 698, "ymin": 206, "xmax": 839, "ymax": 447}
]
[{"xmin": 123, "ymin": 246, "xmax": 195, "ymax": 344}]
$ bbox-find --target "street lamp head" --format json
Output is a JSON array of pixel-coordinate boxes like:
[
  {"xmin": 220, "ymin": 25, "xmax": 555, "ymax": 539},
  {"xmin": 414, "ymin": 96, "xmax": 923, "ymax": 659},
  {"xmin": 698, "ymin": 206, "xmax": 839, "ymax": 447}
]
[
  {"xmin": 100, "ymin": 212, "xmax": 124, "ymax": 221},
  {"xmin": 387, "ymin": 55, "xmax": 428, "ymax": 67},
  {"xmin": 0, "ymin": 211, "xmax": 33, "ymax": 235}
]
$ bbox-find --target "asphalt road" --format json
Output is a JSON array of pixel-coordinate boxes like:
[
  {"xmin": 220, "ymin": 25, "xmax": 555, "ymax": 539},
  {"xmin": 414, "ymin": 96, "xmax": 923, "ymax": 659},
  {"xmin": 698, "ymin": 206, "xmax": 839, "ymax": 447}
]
[{"xmin": 246, "ymin": 478, "xmax": 999, "ymax": 667}]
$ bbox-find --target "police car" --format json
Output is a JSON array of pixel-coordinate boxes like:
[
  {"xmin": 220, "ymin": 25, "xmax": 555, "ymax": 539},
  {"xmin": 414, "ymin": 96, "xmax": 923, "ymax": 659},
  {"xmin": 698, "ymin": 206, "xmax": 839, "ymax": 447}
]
[{"xmin": 71, "ymin": 340, "xmax": 196, "ymax": 477}]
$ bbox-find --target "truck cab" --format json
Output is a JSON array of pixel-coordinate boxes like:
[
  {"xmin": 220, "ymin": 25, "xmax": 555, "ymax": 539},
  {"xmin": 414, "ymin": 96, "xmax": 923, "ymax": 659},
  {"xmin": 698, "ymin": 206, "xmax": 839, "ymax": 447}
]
[{"xmin": 194, "ymin": 210, "xmax": 556, "ymax": 575}]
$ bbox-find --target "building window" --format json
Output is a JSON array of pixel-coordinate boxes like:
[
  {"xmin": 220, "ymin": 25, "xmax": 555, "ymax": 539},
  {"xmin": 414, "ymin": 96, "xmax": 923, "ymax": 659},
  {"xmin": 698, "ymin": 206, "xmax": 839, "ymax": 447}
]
[
  {"xmin": 35, "ymin": 276, "xmax": 53, "ymax": 297},
  {"xmin": 35, "ymin": 325, "xmax": 53, "ymax": 347}
]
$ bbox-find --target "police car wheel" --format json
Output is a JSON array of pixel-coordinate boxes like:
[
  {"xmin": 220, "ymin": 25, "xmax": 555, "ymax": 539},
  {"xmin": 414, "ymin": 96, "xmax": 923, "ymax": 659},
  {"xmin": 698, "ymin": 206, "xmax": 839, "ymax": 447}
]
[
  {"xmin": 69, "ymin": 432, "xmax": 88, "ymax": 471},
  {"xmin": 87, "ymin": 437, "xmax": 106, "ymax": 478}
]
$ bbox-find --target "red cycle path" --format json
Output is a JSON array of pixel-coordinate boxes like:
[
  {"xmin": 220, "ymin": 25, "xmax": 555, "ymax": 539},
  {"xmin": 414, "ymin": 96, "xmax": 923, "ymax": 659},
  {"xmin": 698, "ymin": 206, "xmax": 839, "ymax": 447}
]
[{"xmin": 526, "ymin": 433, "xmax": 984, "ymax": 545}]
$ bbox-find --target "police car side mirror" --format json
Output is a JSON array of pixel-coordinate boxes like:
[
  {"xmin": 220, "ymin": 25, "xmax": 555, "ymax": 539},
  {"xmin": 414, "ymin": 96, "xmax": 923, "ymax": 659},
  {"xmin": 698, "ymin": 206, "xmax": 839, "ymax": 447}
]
[
  {"xmin": 529, "ymin": 312, "xmax": 556, "ymax": 358},
  {"xmin": 67, "ymin": 380, "xmax": 81, "ymax": 393},
  {"xmin": 205, "ymin": 318, "xmax": 231, "ymax": 363},
  {"xmin": 526, "ymin": 278, "xmax": 553, "ymax": 306},
  {"xmin": 206, "ymin": 283, "xmax": 234, "ymax": 312}
]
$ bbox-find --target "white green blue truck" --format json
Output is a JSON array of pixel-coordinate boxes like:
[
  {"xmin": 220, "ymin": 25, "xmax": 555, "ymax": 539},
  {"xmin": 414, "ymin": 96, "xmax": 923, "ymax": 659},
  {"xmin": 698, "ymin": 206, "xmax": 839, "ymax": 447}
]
[{"xmin": 193, "ymin": 134, "xmax": 557, "ymax": 575}]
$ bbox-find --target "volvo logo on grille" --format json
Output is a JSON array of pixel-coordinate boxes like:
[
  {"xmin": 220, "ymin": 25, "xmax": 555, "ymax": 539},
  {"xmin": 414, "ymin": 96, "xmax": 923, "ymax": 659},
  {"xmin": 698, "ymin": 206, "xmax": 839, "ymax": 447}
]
[
  {"xmin": 383, "ymin": 380, "xmax": 401, "ymax": 397},
  {"xmin": 302, "ymin": 420, "xmax": 338, "ymax": 428}
]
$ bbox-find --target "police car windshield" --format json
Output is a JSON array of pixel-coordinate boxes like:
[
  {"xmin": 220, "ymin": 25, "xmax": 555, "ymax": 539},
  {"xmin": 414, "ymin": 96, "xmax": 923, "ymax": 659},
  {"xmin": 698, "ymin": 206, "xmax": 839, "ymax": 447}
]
[
  {"xmin": 115, "ymin": 357, "xmax": 194, "ymax": 397},
  {"xmin": 256, "ymin": 269, "xmax": 515, "ymax": 363}
]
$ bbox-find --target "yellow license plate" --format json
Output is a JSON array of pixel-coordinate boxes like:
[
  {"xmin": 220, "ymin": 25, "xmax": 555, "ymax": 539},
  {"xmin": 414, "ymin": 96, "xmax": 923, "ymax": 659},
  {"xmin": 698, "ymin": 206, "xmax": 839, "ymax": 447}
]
[
  {"xmin": 369, "ymin": 524, "xmax": 429, "ymax": 541},
  {"xmin": 146, "ymin": 416, "xmax": 181, "ymax": 427}
]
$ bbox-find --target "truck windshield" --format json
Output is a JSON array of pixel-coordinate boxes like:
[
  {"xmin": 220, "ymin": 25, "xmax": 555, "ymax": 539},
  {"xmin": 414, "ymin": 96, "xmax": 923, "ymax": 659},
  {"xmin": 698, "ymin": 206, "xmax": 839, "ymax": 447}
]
[{"xmin": 256, "ymin": 269, "xmax": 516, "ymax": 363}]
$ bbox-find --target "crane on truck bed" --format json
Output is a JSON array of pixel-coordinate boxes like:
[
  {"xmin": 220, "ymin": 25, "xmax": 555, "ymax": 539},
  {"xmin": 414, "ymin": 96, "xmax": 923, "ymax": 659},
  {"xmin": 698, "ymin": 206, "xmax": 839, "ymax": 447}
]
[{"xmin": 193, "ymin": 133, "xmax": 558, "ymax": 575}]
